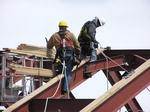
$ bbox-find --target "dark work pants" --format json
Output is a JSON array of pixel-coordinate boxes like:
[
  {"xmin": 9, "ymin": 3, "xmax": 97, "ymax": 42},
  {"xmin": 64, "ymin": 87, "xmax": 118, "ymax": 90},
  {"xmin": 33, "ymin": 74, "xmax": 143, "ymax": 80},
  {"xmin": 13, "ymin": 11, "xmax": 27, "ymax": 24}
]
[{"xmin": 80, "ymin": 42, "xmax": 97, "ymax": 61}]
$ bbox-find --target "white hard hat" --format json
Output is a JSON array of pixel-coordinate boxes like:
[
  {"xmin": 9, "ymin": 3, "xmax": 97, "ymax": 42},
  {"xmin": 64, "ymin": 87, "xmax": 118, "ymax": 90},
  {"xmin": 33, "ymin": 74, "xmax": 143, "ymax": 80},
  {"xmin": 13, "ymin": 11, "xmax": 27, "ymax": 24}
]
[{"xmin": 99, "ymin": 17, "xmax": 106, "ymax": 26}]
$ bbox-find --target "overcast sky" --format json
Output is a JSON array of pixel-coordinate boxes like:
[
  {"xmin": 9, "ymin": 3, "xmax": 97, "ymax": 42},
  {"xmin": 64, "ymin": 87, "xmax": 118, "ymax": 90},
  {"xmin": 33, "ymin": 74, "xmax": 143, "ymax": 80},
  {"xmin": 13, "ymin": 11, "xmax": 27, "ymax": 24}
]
[{"xmin": 0, "ymin": 0, "xmax": 150, "ymax": 111}]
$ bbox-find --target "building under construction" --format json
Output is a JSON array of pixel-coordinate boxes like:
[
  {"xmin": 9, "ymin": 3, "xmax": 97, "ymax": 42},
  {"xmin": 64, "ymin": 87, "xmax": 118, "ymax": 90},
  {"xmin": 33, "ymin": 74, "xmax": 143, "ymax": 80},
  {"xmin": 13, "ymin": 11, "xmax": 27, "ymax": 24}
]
[{"xmin": 0, "ymin": 44, "xmax": 150, "ymax": 112}]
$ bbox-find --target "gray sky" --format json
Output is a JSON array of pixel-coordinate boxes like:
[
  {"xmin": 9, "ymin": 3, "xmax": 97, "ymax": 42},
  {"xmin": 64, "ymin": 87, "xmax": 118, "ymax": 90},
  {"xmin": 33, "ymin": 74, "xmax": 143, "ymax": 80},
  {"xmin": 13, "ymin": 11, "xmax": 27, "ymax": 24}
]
[{"xmin": 0, "ymin": 0, "xmax": 150, "ymax": 111}]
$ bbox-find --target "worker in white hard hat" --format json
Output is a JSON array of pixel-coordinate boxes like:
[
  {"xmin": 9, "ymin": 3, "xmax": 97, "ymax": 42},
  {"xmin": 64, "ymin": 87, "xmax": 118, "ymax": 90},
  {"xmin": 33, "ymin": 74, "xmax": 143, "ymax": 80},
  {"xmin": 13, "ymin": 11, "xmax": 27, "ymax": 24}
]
[{"xmin": 78, "ymin": 17, "xmax": 106, "ymax": 62}]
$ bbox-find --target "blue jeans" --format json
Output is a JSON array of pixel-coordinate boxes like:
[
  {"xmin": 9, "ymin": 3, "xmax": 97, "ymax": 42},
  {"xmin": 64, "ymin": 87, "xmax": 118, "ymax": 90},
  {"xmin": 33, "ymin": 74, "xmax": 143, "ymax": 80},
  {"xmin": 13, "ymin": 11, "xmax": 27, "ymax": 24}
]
[
  {"xmin": 62, "ymin": 56, "xmax": 74, "ymax": 93},
  {"xmin": 90, "ymin": 49, "xmax": 97, "ymax": 61}
]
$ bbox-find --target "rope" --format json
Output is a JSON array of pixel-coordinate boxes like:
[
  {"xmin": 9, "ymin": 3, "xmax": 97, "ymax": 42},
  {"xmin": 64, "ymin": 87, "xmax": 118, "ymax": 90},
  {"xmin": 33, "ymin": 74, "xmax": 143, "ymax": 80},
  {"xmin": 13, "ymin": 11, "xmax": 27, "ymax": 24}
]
[
  {"xmin": 97, "ymin": 44, "xmax": 130, "ymax": 91},
  {"xmin": 106, "ymin": 56, "xmax": 109, "ymax": 91},
  {"xmin": 119, "ymin": 108, "xmax": 121, "ymax": 112},
  {"xmin": 96, "ymin": 48, "xmax": 109, "ymax": 91},
  {"xmin": 101, "ymin": 51, "xmax": 130, "ymax": 74},
  {"xmin": 147, "ymin": 87, "xmax": 150, "ymax": 93},
  {"xmin": 62, "ymin": 38, "xmax": 70, "ymax": 98},
  {"xmin": 43, "ymin": 63, "xmax": 65, "ymax": 112},
  {"xmin": 97, "ymin": 43, "xmax": 130, "ymax": 74},
  {"xmin": 43, "ymin": 76, "xmax": 62, "ymax": 112}
]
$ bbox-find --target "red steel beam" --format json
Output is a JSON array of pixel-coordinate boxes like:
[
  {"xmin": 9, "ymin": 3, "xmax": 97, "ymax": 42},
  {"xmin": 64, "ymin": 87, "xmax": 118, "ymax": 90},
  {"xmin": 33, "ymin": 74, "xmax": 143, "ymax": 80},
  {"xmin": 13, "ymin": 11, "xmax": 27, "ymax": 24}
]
[
  {"xmin": 103, "ymin": 70, "xmax": 121, "ymax": 85},
  {"xmin": 93, "ymin": 68, "xmax": 150, "ymax": 112},
  {"xmin": 71, "ymin": 56, "xmax": 124, "ymax": 90},
  {"xmin": 35, "ymin": 56, "xmax": 125, "ymax": 99},
  {"xmin": 103, "ymin": 70, "xmax": 143, "ymax": 111}
]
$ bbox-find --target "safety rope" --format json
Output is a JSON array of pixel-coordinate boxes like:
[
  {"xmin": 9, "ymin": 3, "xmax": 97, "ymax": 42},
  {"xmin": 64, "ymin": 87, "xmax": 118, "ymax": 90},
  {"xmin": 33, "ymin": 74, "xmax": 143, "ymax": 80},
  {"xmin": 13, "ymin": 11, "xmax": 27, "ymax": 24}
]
[
  {"xmin": 43, "ymin": 58, "xmax": 67, "ymax": 112},
  {"xmin": 147, "ymin": 87, "xmax": 150, "ymax": 93},
  {"xmin": 62, "ymin": 37, "xmax": 70, "ymax": 98},
  {"xmin": 101, "ymin": 51, "xmax": 130, "ymax": 74},
  {"xmin": 97, "ymin": 45, "xmax": 130, "ymax": 92},
  {"xmin": 106, "ymin": 56, "xmax": 109, "ymax": 91},
  {"xmin": 119, "ymin": 108, "xmax": 121, "ymax": 112},
  {"xmin": 43, "ymin": 74, "xmax": 62, "ymax": 112}
]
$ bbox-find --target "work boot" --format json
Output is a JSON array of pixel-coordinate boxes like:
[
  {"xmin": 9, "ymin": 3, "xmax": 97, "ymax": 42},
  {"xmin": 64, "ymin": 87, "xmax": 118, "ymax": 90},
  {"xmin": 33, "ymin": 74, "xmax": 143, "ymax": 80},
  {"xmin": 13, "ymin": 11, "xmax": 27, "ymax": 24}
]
[
  {"xmin": 61, "ymin": 90, "xmax": 70, "ymax": 99},
  {"xmin": 61, "ymin": 90, "xmax": 67, "ymax": 95},
  {"xmin": 89, "ymin": 59, "xmax": 96, "ymax": 62}
]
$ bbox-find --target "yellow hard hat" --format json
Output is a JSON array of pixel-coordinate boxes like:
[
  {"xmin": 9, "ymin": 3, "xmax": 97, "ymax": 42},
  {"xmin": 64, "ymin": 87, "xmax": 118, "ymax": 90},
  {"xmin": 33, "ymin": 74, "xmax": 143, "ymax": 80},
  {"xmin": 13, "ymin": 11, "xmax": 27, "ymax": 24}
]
[{"xmin": 58, "ymin": 21, "xmax": 68, "ymax": 27}]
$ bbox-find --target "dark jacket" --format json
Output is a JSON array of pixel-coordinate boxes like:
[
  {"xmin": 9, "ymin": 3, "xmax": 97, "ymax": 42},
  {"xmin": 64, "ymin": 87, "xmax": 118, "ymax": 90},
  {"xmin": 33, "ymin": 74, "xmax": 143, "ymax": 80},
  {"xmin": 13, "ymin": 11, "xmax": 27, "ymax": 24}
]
[{"xmin": 78, "ymin": 20, "xmax": 100, "ymax": 44}]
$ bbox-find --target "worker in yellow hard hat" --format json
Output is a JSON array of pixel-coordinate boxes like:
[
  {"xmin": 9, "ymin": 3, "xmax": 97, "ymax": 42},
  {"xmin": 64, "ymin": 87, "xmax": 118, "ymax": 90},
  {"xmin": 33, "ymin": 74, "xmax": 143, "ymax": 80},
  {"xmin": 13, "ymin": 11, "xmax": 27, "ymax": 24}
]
[
  {"xmin": 47, "ymin": 20, "xmax": 80, "ymax": 96},
  {"xmin": 58, "ymin": 20, "xmax": 68, "ymax": 27}
]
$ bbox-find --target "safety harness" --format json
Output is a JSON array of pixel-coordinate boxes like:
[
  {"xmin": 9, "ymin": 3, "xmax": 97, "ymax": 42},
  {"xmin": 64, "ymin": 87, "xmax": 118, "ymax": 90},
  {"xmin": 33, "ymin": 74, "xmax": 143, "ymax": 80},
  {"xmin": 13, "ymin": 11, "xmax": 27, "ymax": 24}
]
[
  {"xmin": 54, "ymin": 32, "xmax": 75, "ymax": 74},
  {"xmin": 60, "ymin": 38, "xmax": 74, "ymax": 48}
]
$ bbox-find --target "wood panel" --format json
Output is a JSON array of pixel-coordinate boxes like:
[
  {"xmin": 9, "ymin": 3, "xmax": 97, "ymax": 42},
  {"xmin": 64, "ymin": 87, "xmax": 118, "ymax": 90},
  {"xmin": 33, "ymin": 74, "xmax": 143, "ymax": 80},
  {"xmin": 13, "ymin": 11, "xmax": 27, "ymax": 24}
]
[{"xmin": 8, "ymin": 65, "xmax": 55, "ymax": 77}]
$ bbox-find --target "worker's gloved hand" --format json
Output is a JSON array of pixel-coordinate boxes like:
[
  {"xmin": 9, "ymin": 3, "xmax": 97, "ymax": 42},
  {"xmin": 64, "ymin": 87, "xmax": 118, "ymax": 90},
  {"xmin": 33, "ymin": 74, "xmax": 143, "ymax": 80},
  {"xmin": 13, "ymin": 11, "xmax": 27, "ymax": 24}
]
[
  {"xmin": 75, "ymin": 48, "xmax": 80, "ymax": 56},
  {"xmin": 94, "ymin": 42, "xmax": 99, "ymax": 48},
  {"xmin": 53, "ymin": 58, "xmax": 61, "ymax": 64},
  {"xmin": 93, "ymin": 40, "xmax": 99, "ymax": 44},
  {"xmin": 56, "ymin": 58, "xmax": 61, "ymax": 63},
  {"xmin": 53, "ymin": 58, "xmax": 63, "ymax": 74},
  {"xmin": 73, "ymin": 55, "xmax": 81, "ymax": 66}
]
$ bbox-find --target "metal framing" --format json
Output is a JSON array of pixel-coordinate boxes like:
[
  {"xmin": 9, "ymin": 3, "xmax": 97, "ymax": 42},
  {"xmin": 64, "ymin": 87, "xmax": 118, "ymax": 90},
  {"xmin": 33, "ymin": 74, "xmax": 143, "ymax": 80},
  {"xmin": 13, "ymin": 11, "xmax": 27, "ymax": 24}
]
[{"xmin": 1, "ymin": 49, "xmax": 150, "ymax": 112}]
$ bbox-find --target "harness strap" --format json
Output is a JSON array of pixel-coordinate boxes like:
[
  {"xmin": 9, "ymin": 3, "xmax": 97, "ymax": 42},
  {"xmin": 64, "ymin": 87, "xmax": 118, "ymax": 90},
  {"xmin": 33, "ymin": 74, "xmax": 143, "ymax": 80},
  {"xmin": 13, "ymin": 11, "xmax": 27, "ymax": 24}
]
[{"xmin": 60, "ymin": 38, "xmax": 74, "ymax": 48}]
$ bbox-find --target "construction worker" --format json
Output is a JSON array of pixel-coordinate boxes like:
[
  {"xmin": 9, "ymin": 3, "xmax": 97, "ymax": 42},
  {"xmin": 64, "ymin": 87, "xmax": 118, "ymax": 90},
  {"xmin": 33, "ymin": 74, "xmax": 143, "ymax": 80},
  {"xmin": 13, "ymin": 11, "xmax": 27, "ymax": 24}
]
[
  {"xmin": 47, "ymin": 21, "xmax": 80, "ymax": 95},
  {"xmin": 78, "ymin": 17, "xmax": 106, "ymax": 62}
]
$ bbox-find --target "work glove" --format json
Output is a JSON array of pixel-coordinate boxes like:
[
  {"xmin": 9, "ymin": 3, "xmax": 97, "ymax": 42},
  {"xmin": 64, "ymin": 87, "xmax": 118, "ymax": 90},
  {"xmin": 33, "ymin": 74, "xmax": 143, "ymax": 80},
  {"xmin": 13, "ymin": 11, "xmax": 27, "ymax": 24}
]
[
  {"xmin": 55, "ymin": 58, "xmax": 61, "ymax": 63},
  {"xmin": 94, "ymin": 42, "xmax": 98, "ymax": 48},
  {"xmin": 73, "ymin": 55, "xmax": 81, "ymax": 66},
  {"xmin": 75, "ymin": 48, "xmax": 80, "ymax": 56},
  {"xmin": 53, "ymin": 58, "xmax": 61, "ymax": 64}
]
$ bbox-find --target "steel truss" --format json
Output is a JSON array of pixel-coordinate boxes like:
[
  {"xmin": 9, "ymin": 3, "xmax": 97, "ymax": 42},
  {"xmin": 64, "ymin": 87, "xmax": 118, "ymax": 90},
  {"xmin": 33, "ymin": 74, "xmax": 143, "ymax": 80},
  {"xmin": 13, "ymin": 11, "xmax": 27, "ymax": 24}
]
[{"xmin": 1, "ymin": 49, "xmax": 150, "ymax": 112}]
